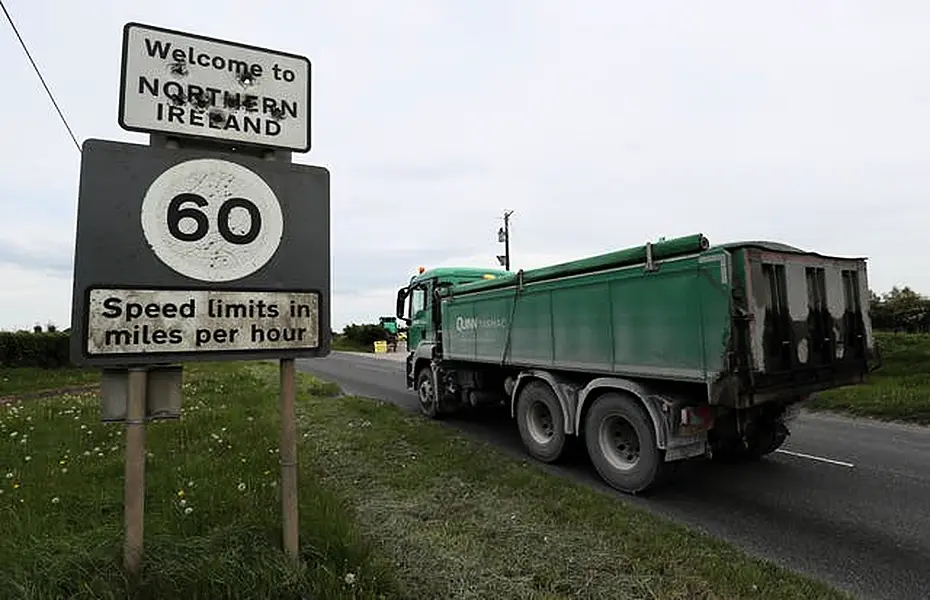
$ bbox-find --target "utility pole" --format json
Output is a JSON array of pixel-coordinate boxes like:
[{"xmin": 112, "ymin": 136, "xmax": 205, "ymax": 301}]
[{"xmin": 497, "ymin": 210, "xmax": 514, "ymax": 271}]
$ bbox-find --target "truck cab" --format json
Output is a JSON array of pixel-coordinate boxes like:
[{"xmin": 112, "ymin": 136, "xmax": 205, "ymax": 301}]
[{"xmin": 395, "ymin": 266, "xmax": 509, "ymax": 353}]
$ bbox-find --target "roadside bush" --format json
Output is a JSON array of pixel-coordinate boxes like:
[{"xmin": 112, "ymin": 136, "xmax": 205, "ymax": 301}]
[
  {"xmin": 0, "ymin": 330, "xmax": 71, "ymax": 368},
  {"xmin": 341, "ymin": 323, "xmax": 391, "ymax": 348}
]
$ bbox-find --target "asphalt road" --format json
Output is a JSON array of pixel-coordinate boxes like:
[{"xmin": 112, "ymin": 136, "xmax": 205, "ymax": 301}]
[{"xmin": 298, "ymin": 352, "xmax": 930, "ymax": 600}]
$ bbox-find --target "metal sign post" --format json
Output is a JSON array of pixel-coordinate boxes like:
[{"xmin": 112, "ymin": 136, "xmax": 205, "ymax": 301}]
[
  {"xmin": 123, "ymin": 367, "xmax": 148, "ymax": 579},
  {"xmin": 70, "ymin": 21, "xmax": 327, "ymax": 578},
  {"xmin": 279, "ymin": 356, "xmax": 299, "ymax": 562}
]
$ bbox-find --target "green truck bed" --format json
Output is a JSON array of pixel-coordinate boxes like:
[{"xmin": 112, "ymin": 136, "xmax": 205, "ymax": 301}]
[{"xmin": 438, "ymin": 234, "xmax": 734, "ymax": 384}]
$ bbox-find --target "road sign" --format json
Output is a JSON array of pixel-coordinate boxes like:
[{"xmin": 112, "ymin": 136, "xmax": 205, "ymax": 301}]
[
  {"xmin": 140, "ymin": 157, "xmax": 285, "ymax": 282},
  {"xmin": 118, "ymin": 22, "xmax": 311, "ymax": 152},
  {"xmin": 70, "ymin": 138, "xmax": 330, "ymax": 367}
]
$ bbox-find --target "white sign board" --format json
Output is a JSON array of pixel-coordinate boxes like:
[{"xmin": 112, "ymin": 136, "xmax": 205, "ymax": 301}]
[
  {"xmin": 86, "ymin": 289, "xmax": 320, "ymax": 355},
  {"xmin": 119, "ymin": 22, "xmax": 311, "ymax": 152}
]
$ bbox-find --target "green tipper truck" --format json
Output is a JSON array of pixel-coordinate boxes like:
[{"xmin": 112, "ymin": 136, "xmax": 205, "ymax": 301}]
[
  {"xmin": 379, "ymin": 316, "xmax": 400, "ymax": 351},
  {"xmin": 394, "ymin": 234, "xmax": 877, "ymax": 494}
]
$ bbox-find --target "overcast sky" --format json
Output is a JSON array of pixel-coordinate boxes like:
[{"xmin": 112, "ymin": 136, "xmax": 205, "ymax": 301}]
[{"xmin": 2, "ymin": 1, "xmax": 930, "ymax": 332}]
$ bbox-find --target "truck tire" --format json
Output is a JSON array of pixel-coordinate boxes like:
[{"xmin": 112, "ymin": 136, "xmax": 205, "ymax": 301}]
[
  {"xmin": 708, "ymin": 437, "xmax": 747, "ymax": 463},
  {"xmin": 584, "ymin": 392, "xmax": 663, "ymax": 494},
  {"xmin": 516, "ymin": 380, "xmax": 566, "ymax": 463},
  {"xmin": 713, "ymin": 420, "xmax": 789, "ymax": 463},
  {"xmin": 415, "ymin": 367, "xmax": 443, "ymax": 419},
  {"xmin": 744, "ymin": 421, "xmax": 789, "ymax": 459}
]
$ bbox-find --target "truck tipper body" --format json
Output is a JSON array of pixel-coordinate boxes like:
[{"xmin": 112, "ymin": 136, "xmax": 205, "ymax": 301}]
[{"xmin": 394, "ymin": 234, "xmax": 877, "ymax": 493}]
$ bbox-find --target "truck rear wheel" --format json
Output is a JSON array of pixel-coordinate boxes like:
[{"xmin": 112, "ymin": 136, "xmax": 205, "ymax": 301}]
[
  {"xmin": 712, "ymin": 420, "xmax": 789, "ymax": 463},
  {"xmin": 516, "ymin": 380, "xmax": 566, "ymax": 463},
  {"xmin": 745, "ymin": 421, "xmax": 789, "ymax": 459},
  {"xmin": 584, "ymin": 392, "xmax": 662, "ymax": 494}
]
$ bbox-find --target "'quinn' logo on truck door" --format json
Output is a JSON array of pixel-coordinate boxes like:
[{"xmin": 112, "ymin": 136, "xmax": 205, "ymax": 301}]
[{"xmin": 455, "ymin": 315, "xmax": 508, "ymax": 333}]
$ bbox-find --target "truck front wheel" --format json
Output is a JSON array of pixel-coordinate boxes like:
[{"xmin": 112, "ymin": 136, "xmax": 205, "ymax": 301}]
[
  {"xmin": 584, "ymin": 392, "xmax": 663, "ymax": 494},
  {"xmin": 415, "ymin": 367, "xmax": 443, "ymax": 419},
  {"xmin": 516, "ymin": 380, "xmax": 566, "ymax": 463}
]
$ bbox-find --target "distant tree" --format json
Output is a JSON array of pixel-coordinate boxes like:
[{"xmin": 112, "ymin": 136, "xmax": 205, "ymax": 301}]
[
  {"xmin": 341, "ymin": 323, "xmax": 391, "ymax": 347},
  {"xmin": 870, "ymin": 286, "xmax": 930, "ymax": 333}
]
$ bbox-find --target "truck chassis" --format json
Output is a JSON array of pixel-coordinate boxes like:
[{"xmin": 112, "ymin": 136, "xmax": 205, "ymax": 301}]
[{"xmin": 405, "ymin": 349, "xmax": 806, "ymax": 493}]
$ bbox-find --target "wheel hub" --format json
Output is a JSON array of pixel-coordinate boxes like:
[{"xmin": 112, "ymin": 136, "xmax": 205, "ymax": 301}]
[
  {"xmin": 598, "ymin": 415, "xmax": 640, "ymax": 472},
  {"xmin": 526, "ymin": 401, "xmax": 555, "ymax": 445},
  {"xmin": 418, "ymin": 378, "xmax": 434, "ymax": 409}
]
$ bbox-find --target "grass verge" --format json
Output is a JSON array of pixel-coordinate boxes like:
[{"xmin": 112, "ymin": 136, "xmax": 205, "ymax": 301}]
[
  {"xmin": 810, "ymin": 331, "xmax": 930, "ymax": 425},
  {"xmin": 0, "ymin": 366, "xmax": 99, "ymax": 398},
  {"xmin": 0, "ymin": 363, "xmax": 393, "ymax": 599},
  {"xmin": 285, "ymin": 368, "xmax": 844, "ymax": 599},
  {"xmin": 0, "ymin": 362, "xmax": 846, "ymax": 599}
]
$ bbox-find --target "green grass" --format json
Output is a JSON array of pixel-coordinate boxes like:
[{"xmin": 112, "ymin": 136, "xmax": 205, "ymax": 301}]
[
  {"xmin": 0, "ymin": 362, "xmax": 847, "ymax": 599},
  {"xmin": 0, "ymin": 366, "xmax": 99, "ymax": 397},
  {"xmin": 810, "ymin": 331, "xmax": 930, "ymax": 424},
  {"xmin": 289, "ymin": 370, "xmax": 845, "ymax": 600},
  {"xmin": 0, "ymin": 364, "xmax": 393, "ymax": 599}
]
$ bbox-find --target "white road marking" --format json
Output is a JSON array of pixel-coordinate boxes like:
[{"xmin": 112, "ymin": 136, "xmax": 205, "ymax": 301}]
[{"xmin": 775, "ymin": 449, "xmax": 855, "ymax": 468}]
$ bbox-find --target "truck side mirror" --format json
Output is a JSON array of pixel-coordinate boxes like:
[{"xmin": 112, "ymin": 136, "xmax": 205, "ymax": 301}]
[{"xmin": 396, "ymin": 288, "xmax": 411, "ymax": 324}]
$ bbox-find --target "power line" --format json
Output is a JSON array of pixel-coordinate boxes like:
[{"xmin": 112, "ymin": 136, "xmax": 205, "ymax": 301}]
[{"xmin": 0, "ymin": 0, "xmax": 81, "ymax": 153}]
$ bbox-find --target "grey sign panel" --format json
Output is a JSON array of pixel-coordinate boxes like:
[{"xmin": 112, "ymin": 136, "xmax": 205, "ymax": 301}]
[
  {"xmin": 70, "ymin": 138, "xmax": 330, "ymax": 367},
  {"xmin": 119, "ymin": 22, "xmax": 311, "ymax": 152}
]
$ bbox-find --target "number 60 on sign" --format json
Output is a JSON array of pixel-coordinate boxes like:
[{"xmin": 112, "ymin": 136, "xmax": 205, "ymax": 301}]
[{"xmin": 141, "ymin": 158, "xmax": 285, "ymax": 283}]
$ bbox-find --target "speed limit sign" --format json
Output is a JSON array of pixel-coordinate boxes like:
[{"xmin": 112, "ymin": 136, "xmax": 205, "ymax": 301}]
[
  {"xmin": 140, "ymin": 158, "xmax": 284, "ymax": 282},
  {"xmin": 70, "ymin": 139, "xmax": 330, "ymax": 367}
]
